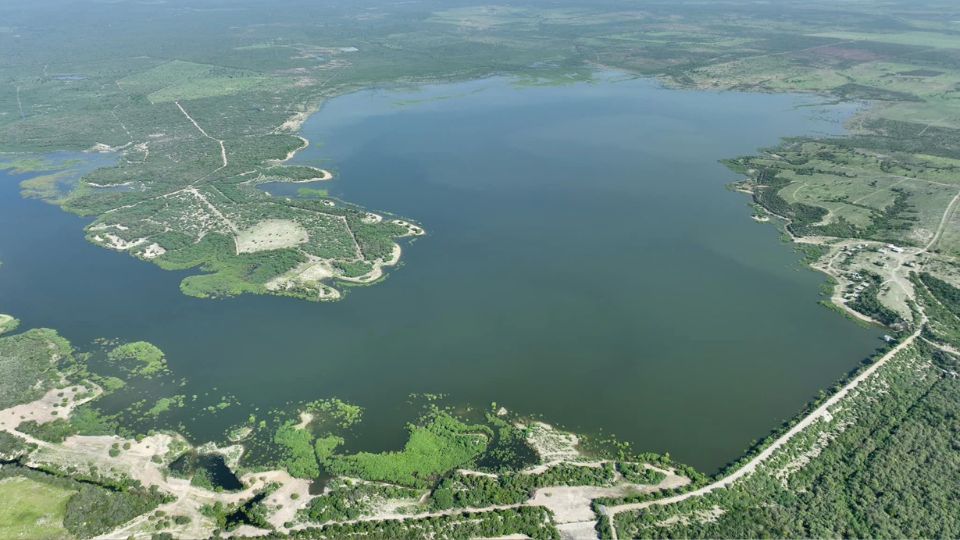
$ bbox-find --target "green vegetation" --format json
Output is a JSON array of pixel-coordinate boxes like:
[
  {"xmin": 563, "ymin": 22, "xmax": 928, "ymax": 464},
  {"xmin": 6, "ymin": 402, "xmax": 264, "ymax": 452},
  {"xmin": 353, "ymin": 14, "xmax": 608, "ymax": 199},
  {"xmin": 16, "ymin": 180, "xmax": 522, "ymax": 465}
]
[
  {"xmin": 290, "ymin": 506, "xmax": 559, "ymax": 540},
  {"xmin": 17, "ymin": 419, "xmax": 78, "ymax": 443},
  {"xmin": 64, "ymin": 483, "xmax": 167, "ymax": 539},
  {"xmin": 0, "ymin": 156, "xmax": 78, "ymax": 174},
  {"xmin": 617, "ymin": 462, "xmax": 667, "ymax": 485},
  {"xmin": 106, "ymin": 341, "xmax": 167, "ymax": 376},
  {"xmin": 305, "ymin": 398, "xmax": 363, "ymax": 429},
  {"xmin": 146, "ymin": 395, "xmax": 186, "ymax": 417},
  {"xmin": 915, "ymin": 273, "xmax": 960, "ymax": 346},
  {"xmin": 431, "ymin": 463, "xmax": 616, "ymax": 510},
  {"xmin": 614, "ymin": 344, "xmax": 960, "ymax": 538},
  {"xmin": 0, "ymin": 328, "xmax": 74, "ymax": 409},
  {"xmin": 304, "ymin": 481, "xmax": 419, "ymax": 523},
  {"xmin": 313, "ymin": 435, "xmax": 343, "ymax": 462},
  {"xmin": 919, "ymin": 273, "xmax": 960, "ymax": 315},
  {"xmin": 274, "ymin": 422, "xmax": 320, "ymax": 479},
  {"xmin": 324, "ymin": 411, "xmax": 491, "ymax": 488},
  {"xmin": 0, "ymin": 476, "xmax": 75, "ymax": 540},
  {"xmin": 729, "ymin": 140, "xmax": 950, "ymax": 248},
  {"xmin": 847, "ymin": 272, "xmax": 904, "ymax": 327},
  {"xmin": 0, "ymin": 431, "xmax": 36, "ymax": 461},
  {"xmin": 3, "ymin": 0, "xmax": 960, "ymax": 537},
  {"xmin": 0, "ymin": 314, "xmax": 18, "ymax": 335},
  {"xmin": 17, "ymin": 407, "xmax": 116, "ymax": 443},
  {"xmin": 474, "ymin": 414, "xmax": 539, "ymax": 472},
  {"xmin": 0, "ymin": 465, "xmax": 167, "ymax": 540},
  {"xmin": 297, "ymin": 187, "xmax": 329, "ymax": 198}
]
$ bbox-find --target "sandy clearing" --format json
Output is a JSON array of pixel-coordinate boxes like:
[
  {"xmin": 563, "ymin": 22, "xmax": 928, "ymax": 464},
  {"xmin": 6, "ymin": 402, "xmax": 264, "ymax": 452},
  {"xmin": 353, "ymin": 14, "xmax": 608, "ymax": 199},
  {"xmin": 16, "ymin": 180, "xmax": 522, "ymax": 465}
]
[
  {"xmin": 556, "ymin": 520, "xmax": 598, "ymax": 540},
  {"xmin": 89, "ymin": 223, "xmax": 130, "ymax": 231},
  {"xmin": 93, "ymin": 233, "xmax": 148, "ymax": 251},
  {"xmin": 235, "ymin": 219, "xmax": 309, "ymax": 254},
  {"xmin": 265, "ymin": 258, "xmax": 343, "ymax": 301},
  {"xmin": 185, "ymin": 186, "xmax": 239, "ymax": 234},
  {"xmin": 300, "ymin": 261, "xmax": 335, "ymax": 282},
  {"xmin": 88, "ymin": 142, "xmax": 131, "ymax": 153},
  {"xmin": 531, "ymin": 486, "xmax": 623, "ymax": 523},
  {"xmin": 261, "ymin": 474, "xmax": 312, "ymax": 530},
  {"xmin": 266, "ymin": 259, "xmax": 334, "ymax": 291},
  {"xmin": 278, "ymin": 111, "xmax": 314, "ymax": 133},
  {"xmin": 294, "ymin": 411, "xmax": 314, "ymax": 430},
  {"xmin": 457, "ymin": 469, "xmax": 499, "ymax": 478},
  {"xmin": 530, "ymin": 466, "xmax": 689, "ymax": 525},
  {"xmin": 0, "ymin": 385, "xmax": 95, "ymax": 439},
  {"xmin": 139, "ymin": 243, "xmax": 166, "ymax": 259},
  {"xmin": 525, "ymin": 422, "xmax": 581, "ymax": 467},
  {"xmin": 224, "ymin": 524, "xmax": 272, "ymax": 538}
]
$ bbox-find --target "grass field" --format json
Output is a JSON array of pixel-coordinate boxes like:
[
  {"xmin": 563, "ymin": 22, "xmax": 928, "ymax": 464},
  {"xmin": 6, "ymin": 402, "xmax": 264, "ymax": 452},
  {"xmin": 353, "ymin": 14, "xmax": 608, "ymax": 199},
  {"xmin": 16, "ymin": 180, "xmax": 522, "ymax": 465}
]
[
  {"xmin": 810, "ymin": 31, "xmax": 960, "ymax": 49},
  {"xmin": 0, "ymin": 477, "xmax": 75, "ymax": 540}
]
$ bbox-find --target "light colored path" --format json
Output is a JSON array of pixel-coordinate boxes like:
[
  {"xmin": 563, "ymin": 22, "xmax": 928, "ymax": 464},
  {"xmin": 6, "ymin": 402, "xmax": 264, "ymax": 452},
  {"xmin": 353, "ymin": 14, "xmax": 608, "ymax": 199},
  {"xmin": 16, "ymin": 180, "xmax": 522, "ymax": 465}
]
[
  {"xmin": 15, "ymin": 85, "xmax": 25, "ymax": 119},
  {"xmin": 923, "ymin": 187, "xmax": 960, "ymax": 252},
  {"xmin": 603, "ymin": 321, "xmax": 924, "ymax": 537},
  {"xmin": 175, "ymin": 100, "xmax": 228, "ymax": 170},
  {"xmin": 185, "ymin": 186, "xmax": 239, "ymax": 235}
]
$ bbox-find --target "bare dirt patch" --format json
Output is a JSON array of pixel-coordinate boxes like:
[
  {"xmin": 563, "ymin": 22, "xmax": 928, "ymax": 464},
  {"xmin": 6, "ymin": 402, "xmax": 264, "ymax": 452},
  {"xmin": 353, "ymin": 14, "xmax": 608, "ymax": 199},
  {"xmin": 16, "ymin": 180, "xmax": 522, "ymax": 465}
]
[
  {"xmin": 0, "ymin": 385, "xmax": 94, "ymax": 436},
  {"xmin": 236, "ymin": 219, "xmax": 309, "ymax": 254}
]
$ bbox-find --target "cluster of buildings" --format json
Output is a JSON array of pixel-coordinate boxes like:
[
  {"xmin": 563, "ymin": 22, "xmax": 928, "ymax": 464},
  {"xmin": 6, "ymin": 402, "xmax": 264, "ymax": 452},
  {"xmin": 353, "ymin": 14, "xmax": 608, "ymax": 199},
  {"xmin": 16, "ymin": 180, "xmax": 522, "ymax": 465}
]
[{"xmin": 841, "ymin": 270, "xmax": 873, "ymax": 303}]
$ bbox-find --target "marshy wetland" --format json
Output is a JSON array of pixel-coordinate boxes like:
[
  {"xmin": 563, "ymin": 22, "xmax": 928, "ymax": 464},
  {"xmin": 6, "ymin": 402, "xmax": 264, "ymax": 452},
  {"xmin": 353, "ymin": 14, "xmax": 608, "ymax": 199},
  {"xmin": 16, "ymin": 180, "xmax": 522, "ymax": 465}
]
[{"xmin": 0, "ymin": 74, "xmax": 882, "ymax": 473}]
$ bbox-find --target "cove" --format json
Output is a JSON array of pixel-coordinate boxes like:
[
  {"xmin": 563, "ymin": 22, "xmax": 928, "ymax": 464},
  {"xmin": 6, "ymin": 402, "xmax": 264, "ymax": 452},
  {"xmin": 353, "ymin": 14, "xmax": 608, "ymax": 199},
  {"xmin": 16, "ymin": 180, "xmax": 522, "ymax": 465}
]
[{"xmin": 0, "ymin": 73, "xmax": 880, "ymax": 473}]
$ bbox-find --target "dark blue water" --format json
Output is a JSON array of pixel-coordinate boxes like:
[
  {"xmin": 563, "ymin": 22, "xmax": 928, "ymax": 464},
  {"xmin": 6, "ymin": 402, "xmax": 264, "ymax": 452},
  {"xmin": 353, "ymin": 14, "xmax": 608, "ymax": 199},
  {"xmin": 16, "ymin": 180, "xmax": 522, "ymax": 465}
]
[{"xmin": 0, "ymin": 75, "xmax": 880, "ymax": 472}]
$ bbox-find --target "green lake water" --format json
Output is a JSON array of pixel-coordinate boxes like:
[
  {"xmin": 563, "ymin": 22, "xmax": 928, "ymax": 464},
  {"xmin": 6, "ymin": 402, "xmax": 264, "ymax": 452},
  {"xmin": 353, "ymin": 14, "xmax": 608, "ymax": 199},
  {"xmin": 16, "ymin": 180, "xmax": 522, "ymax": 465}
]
[{"xmin": 0, "ymin": 74, "xmax": 881, "ymax": 472}]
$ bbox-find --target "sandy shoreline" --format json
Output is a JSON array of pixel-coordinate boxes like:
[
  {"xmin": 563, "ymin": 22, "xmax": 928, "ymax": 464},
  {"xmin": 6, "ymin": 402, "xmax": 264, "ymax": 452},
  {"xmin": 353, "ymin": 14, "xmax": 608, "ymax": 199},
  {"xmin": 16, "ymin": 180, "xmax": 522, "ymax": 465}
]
[
  {"xmin": 268, "ymin": 108, "xmax": 336, "ymax": 181},
  {"xmin": 287, "ymin": 167, "xmax": 333, "ymax": 182},
  {"xmin": 269, "ymin": 135, "xmax": 310, "ymax": 165}
]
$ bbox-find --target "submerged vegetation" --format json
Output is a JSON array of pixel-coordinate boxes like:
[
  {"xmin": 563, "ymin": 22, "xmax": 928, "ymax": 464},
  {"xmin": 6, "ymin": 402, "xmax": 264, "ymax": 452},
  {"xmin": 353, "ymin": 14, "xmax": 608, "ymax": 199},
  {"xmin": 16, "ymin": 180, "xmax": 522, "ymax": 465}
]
[
  {"xmin": 107, "ymin": 341, "xmax": 168, "ymax": 377},
  {"xmin": 323, "ymin": 411, "xmax": 491, "ymax": 488}
]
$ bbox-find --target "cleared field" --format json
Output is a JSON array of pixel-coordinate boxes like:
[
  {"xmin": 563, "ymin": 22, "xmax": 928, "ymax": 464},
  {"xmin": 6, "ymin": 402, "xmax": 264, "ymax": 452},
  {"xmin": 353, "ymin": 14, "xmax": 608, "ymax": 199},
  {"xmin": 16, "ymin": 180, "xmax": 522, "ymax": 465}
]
[
  {"xmin": 117, "ymin": 60, "xmax": 291, "ymax": 103},
  {"xmin": 235, "ymin": 219, "xmax": 309, "ymax": 254},
  {"xmin": 148, "ymin": 75, "xmax": 288, "ymax": 103},
  {"xmin": 116, "ymin": 60, "xmax": 216, "ymax": 94}
]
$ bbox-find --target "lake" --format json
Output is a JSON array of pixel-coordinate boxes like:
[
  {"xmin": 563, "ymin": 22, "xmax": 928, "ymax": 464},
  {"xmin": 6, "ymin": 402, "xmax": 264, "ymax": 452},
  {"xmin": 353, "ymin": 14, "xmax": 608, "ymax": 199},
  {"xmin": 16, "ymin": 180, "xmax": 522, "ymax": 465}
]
[{"xmin": 0, "ymin": 73, "xmax": 880, "ymax": 472}]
